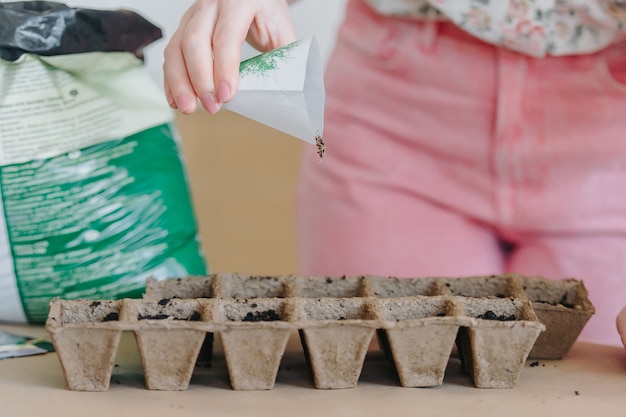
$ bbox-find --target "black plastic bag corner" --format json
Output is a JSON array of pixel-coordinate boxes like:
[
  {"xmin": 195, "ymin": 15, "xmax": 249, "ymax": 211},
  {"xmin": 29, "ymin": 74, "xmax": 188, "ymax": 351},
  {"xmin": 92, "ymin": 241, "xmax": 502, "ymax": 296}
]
[{"xmin": 0, "ymin": 1, "xmax": 162, "ymax": 61}]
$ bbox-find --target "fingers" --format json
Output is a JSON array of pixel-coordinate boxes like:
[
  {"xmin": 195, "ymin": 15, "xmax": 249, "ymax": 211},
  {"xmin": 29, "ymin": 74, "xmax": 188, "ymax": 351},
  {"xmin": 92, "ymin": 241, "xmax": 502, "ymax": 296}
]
[
  {"xmin": 163, "ymin": 5, "xmax": 201, "ymax": 114},
  {"xmin": 212, "ymin": 3, "xmax": 256, "ymax": 104},
  {"xmin": 181, "ymin": 4, "xmax": 221, "ymax": 113},
  {"xmin": 247, "ymin": 2, "xmax": 297, "ymax": 52},
  {"xmin": 163, "ymin": 74, "xmax": 176, "ymax": 109},
  {"xmin": 212, "ymin": 1, "xmax": 297, "ymax": 102},
  {"xmin": 163, "ymin": 0, "xmax": 297, "ymax": 115},
  {"xmin": 165, "ymin": 0, "xmax": 248, "ymax": 114}
]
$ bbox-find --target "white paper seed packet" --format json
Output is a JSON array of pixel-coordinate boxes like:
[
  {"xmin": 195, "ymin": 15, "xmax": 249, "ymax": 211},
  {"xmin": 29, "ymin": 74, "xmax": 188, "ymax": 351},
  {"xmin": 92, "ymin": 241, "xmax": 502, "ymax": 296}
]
[{"xmin": 225, "ymin": 37, "xmax": 325, "ymax": 146}]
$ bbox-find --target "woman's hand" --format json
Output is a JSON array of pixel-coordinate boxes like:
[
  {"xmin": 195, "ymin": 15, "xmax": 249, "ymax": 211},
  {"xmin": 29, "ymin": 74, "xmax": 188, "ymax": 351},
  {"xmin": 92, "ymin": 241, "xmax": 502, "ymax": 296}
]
[
  {"xmin": 163, "ymin": 0, "xmax": 297, "ymax": 114},
  {"xmin": 617, "ymin": 306, "xmax": 626, "ymax": 349}
]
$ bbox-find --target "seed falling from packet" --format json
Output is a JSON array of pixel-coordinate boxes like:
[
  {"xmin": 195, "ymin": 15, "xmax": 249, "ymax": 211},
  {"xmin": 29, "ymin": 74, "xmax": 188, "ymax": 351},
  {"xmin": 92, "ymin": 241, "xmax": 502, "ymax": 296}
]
[
  {"xmin": 315, "ymin": 132, "xmax": 325, "ymax": 159},
  {"xmin": 224, "ymin": 37, "xmax": 326, "ymax": 159}
]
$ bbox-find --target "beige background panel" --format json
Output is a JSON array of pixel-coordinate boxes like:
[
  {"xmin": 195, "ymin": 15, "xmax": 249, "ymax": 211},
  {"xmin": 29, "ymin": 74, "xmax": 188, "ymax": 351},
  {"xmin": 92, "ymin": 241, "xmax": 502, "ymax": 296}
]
[{"xmin": 176, "ymin": 110, "xmax": 306, "ymax": 275}]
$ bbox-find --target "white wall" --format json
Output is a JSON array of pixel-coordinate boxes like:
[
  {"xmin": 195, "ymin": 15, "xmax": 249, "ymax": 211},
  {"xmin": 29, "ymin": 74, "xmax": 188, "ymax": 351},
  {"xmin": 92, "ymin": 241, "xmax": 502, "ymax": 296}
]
[{"xmin": 21, "ymin": 0, "xmax": 348, "ymax": 88}]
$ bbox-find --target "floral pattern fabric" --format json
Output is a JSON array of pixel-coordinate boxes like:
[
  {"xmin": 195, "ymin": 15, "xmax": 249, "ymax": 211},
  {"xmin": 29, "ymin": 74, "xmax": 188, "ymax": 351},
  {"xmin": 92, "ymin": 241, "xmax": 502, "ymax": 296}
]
[{"xmin": 364, "ymin": 0, "xmax": 626, "ymax": 57}]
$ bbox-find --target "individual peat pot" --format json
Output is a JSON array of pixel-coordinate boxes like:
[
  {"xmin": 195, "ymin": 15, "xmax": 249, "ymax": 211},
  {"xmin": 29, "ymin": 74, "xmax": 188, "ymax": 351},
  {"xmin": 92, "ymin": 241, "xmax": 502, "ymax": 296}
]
[
  {"xmin": 296, "ymin": 298, "xmax": 377, "ymax": 389},
  {"xmin": 518, "ymin": 276, "xmax": 595, "ymax": 359},
  {"xmin": 45, "ymin": 299, "xmax": 123, "ymax": 391},
  {"xmin": 455, "ymin": 297, "xmax": 545, "ymax": 389},
  {"xmin": 128, "ymin": 298, "xmax": 207, "ymax": 390},
  {"xmin": 291, "ymin": 275, "xmax": 367, "ymax": 298},
  {"xmin": 213, "ymin": 273, "xmax": 293, "ymax": 299},
  {"xmin": 377, "ymin": 296, "xmax": 465, "ymax": 387},
  {"xmin": 365, "ymin": 276, "xmax": 439, "ymax": 298},
  {"xmin": 439, "ymin": 275, "xmax": 523, "ymax": 299},
  {"xmin": 212, "ymin": 298, "xmax": 292, "ymax": 390},
  {"xmin": 144, "ymin": 275, "xmax": 215, "ymax": 299}
]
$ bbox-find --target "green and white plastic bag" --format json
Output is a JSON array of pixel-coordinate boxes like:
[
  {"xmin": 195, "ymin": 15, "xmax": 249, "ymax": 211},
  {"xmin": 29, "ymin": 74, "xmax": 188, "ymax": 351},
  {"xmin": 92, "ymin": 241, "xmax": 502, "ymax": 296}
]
[{"xmin": 0, "ymin": 2, "xmax": 206, "ymax": 323}]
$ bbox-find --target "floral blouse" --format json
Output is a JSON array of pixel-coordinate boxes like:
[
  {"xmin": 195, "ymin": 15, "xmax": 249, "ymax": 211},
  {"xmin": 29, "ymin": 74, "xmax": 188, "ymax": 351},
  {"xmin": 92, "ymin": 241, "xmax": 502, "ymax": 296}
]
[{"xmin": 364, "ymin": 0, "xmax": 626, "ymax": 57}]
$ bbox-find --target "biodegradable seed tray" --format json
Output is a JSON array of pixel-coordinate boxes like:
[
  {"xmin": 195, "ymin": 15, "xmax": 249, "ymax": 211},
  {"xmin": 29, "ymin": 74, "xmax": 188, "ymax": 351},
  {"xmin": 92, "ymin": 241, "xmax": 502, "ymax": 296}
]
[{"xmin": 46, "ymin": 274, "xmax": 594, "ymax": 392}]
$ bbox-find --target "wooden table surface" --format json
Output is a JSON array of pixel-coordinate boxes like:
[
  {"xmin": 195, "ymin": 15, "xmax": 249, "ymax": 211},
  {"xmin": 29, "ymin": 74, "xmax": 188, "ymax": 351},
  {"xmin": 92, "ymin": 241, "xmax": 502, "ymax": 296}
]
[{"xmin": 2, "ymin": 323, "xmax": 626, "ymax": 417}]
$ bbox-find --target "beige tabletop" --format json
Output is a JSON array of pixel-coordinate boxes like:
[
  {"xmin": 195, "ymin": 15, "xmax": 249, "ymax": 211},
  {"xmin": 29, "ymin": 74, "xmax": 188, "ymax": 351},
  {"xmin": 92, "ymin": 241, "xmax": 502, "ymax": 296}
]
[{"xmin": 2, "ymin": 322, "xmax": 626, "ymax": 417}]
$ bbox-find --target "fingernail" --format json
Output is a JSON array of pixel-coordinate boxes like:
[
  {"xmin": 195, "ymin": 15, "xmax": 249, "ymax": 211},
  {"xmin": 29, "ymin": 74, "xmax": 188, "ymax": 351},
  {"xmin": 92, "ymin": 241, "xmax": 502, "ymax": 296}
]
[
  {"xmin": 217, "ymin": 81, "xmax": 231, "ymax": 103},
  {"xmin": 201, "ymin": 93, "xmax": 221, "ymax": 114},
  {"xmin": 176, "ymin": 93, "xmax": 195, "ymax": 114}
]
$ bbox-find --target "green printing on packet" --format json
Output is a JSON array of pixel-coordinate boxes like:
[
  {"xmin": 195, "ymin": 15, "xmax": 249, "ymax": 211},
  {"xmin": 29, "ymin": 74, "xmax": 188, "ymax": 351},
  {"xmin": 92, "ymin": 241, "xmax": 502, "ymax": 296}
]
[{"xmin": 239, "ymin": 41, "xmax": 299, "ymax": 78}]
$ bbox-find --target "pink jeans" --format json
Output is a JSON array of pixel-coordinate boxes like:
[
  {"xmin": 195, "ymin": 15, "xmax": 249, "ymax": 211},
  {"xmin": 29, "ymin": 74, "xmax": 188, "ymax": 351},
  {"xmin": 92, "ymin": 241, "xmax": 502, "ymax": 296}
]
[{"xmin": 297, "ymin": 0, "xmax": 626, "ymax": 346}]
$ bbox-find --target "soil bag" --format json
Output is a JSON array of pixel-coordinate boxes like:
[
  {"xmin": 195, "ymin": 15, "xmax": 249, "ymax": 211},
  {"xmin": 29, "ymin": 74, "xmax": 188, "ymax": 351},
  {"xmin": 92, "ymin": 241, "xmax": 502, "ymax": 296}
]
[{"xmin": 0, "ymin": 1, "xmax": 206, "ymax": 323}]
